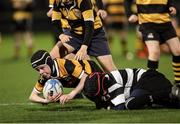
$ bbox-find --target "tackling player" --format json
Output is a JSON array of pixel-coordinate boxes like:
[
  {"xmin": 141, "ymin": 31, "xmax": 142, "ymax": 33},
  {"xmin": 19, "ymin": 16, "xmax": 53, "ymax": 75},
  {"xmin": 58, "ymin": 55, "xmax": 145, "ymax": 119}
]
[{"xmin": 83, "ymin": 68, "xmax": 180, "ymax": 110}]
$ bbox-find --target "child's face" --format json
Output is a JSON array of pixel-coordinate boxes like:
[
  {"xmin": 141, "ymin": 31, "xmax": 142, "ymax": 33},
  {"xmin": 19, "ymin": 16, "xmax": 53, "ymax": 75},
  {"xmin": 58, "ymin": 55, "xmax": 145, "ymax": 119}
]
[{"xmin": 36, "ymin": 64, "xmax": 51, "ymax": 79}]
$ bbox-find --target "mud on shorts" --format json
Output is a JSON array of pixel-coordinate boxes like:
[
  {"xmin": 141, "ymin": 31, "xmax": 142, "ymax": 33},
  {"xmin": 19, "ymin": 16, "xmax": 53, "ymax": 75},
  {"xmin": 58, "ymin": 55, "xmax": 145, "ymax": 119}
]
[
  {"xmin": 139, "ymin": 22, "xmax": 177, "ymax": 44},
  {"xmin": 65, "ymin": 28, "xmax": 111, "ymax": 57}
]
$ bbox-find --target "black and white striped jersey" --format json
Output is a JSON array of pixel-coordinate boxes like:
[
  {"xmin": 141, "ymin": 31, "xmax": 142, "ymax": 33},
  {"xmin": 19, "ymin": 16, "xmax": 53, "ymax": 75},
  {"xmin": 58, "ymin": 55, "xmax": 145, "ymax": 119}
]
[{"xmin": 106, "ymin": 68, "xmax": 146, "ymax": 107}]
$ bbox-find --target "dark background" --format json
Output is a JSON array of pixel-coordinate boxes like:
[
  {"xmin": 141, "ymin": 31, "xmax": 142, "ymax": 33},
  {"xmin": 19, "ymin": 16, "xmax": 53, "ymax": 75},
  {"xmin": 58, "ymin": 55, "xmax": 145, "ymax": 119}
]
[
  {"xmin": 0, "ymin": 0, "xmax": 50, "ymax": 32},
  {"xmin": 0, "ymin": 0, "xmax": 180, "ymax": 33}
]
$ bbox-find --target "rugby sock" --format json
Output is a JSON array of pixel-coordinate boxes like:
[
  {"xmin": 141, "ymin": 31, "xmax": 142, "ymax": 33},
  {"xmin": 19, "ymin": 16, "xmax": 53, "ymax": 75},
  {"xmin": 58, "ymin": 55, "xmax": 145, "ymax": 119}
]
[
  {"xmin": 147, "ymin": 60, "xmax": 158, "ymax": 70},
  {"xmin": 172, "ymin": 55, "xmax": 180, "ymax": 84}
]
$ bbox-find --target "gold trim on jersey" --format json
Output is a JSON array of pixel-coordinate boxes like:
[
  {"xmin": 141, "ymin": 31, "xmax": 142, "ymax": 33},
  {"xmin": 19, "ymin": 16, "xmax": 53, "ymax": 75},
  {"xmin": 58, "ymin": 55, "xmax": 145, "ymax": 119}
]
[
  {"xmin": 138, "ymin": 13, "xmax": 171, "ymax": 24},
  {"xmin": 136, "ymin": 0, "xmax": 168, "ymax": 5}
]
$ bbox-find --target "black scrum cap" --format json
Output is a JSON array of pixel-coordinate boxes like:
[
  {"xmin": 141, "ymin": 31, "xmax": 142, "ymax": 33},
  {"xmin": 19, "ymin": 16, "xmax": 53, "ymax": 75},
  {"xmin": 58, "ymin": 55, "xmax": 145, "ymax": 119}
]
[{"xmin": 31, "ymin": 50, "xmax": 54, "ymax": 70}]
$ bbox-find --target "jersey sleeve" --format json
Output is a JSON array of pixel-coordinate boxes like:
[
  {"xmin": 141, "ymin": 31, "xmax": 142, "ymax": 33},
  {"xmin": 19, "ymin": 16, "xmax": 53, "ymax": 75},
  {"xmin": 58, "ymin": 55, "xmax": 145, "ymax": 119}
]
[{"xmin": 34, "ymin": 76, "xmax": 48, "ymax": 93}]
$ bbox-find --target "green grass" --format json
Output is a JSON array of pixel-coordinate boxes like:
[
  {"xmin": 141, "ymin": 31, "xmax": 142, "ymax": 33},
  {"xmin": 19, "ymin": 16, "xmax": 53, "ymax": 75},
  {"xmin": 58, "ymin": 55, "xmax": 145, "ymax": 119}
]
[{"xmin": 0, "ymin": 31, "xmax": 179, "ymax": 123}]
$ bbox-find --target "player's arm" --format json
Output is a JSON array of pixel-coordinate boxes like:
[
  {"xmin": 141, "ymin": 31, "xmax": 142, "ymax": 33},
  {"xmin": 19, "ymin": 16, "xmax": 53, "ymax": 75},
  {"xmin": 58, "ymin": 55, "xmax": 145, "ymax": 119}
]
[
  {"xmin": 96, "ymin": 0, "xmax": 107, "ymax": 19},
  {"xmin": 74, "ymin": 0, "xmax": 94, "ymax": 60},
  {"xmin": 124, "ymin": 0, "xmax": 138, "ymax": 23},
  {"xmin": 51, "ymin": 1, "xmax": 63, "ymax": 41},
  {"xmin": 59, "ymin": 73, "xmax": 87, "ymax": 105},
  {"xmin": 124, "ymin": 0, "xmax": 134, "ymax": 18},
  {"xmin": 168, "ymin": 0, "xmax": 176, "ymax": 15},
  {"xmin": 29, "ymin": 88, "xmax": 49, "ymax": 104}
]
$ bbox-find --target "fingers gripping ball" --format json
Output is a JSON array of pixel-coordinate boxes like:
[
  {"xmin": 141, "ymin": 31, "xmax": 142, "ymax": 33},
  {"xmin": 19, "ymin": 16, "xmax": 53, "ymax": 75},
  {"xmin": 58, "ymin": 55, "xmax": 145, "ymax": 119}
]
[{"xmin": 43, "ymin": 79, "xmax": 63, "ymax": 100}]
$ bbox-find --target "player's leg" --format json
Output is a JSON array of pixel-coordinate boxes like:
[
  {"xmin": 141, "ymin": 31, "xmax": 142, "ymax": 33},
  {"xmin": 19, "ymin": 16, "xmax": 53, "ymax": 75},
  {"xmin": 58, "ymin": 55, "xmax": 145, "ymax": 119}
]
[
  {"xmin": 145, "ymin": 40, "xmax": 160, "ymax": 70},
  {"xmin": 96, "ymin": 55, "xmax": 117, "ymax": 72},
  {"xmin": 14, "ymin": 32, "xmax": 22, "ymax": 59},
  {"xmin": 125, "ymin": 89, "xmax": 151, "ymax": 109},
  {"xmin": 166, "ymin": 37, "xmax": 180, "ymax": 84},
  {"xmin": 24, "ymin": 31, "xmax": 33, "ymax": 57}
]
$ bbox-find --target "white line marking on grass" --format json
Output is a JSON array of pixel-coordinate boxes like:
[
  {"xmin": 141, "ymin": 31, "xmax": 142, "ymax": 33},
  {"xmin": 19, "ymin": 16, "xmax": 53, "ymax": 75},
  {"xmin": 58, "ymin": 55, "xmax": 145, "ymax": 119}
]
[{"xmin": 0, "ymin": 103, "xmax": 35, "ymax": 106}]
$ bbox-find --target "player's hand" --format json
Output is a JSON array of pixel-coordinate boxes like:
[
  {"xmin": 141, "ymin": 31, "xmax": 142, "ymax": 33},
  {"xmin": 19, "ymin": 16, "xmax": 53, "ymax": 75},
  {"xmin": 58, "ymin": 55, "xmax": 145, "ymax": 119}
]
[
  {"xmin": 47, "ymin": 93, "xmax": 61, "ymax": 102},
  {"xmin": 74, "ymin": 45, "xmax": 88, "ymax": 60},
  {"xmin": 128, "ymin": 14, "xmax": 138, "ymax": 23},
  {"xmin": 97, "ymin": 9, "xmax": 107, "ymax": 19},
  {"xmin": 59, "ymin": 34, "xmax": 72, "ymax": 43},
  {"xmin": 59, "ymin": 94, "xmax": 73, "ymax": 105},
  {"xmin": 169, "ymin": 7, "xmax": 176, "ymax": 15}
]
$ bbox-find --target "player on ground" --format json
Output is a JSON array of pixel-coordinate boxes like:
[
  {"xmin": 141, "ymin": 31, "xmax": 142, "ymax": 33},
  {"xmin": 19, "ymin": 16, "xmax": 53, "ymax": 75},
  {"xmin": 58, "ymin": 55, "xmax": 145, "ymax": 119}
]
[
  {"xmin": 29, "ymin": 49, "xmax": 102, "ymax": 104},
  {"xmin": 83, "ymin": 68, "xmax": 180, "ymax": 110}
]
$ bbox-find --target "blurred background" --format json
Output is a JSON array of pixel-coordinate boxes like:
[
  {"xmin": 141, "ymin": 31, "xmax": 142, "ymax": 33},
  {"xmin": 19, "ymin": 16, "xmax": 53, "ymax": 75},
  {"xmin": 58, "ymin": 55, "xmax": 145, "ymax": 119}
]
[{"xmin": 0, "ymin": 0, "xmax": 180, "ymax": 122}]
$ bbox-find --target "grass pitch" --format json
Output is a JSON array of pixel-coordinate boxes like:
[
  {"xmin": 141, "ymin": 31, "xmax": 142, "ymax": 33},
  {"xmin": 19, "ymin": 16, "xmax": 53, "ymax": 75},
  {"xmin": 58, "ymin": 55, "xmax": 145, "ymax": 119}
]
[{"xmin": 0, "ymin": 31, "xmax": 179, "ymax": 123}]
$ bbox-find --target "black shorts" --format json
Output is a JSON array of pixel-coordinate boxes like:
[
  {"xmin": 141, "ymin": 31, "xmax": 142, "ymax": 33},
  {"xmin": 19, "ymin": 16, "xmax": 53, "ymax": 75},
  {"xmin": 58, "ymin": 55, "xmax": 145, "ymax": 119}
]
[
  {"xmin": 132, "ymin": 70, "xmax": 172, "ymax": 100},
  {"xmin": 13, "ymin": 19, "xmax": 32, "ymax": 32},
  {"xmin": 66, "ymin": 28, "xmax": 111, "ymax": 57},
  {"xmin": 139, "ymin": 22, "xmax": 177, "ymax": 44}
]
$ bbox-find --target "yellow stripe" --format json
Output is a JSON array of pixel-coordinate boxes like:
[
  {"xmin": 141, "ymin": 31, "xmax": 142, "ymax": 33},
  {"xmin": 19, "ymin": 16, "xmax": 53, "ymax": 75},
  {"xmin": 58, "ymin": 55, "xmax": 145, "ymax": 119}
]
[
  {"xmin": 138, "ymin": 13, "xmax": 170, "ymax": 24},
  {"xmin": 172, "ymin": 62, "xmax": 180, "ymax": 66},
  {"xmin": 104, "ymin": 0, "xmax": 124, "ymax": 4},
  {"xmin": 136, "ymin": 0, "xmax": 168, "ymax": 5},
  {"xmin": 52, "ymin": 11, "xmax": 62, "ymax": 21},
  {"xmin": 49, "ymin": 0, "xmax": 55, "ymax": 6},
  {"xmin": 13, "ymin": 11, "xmax": 32, "ymax": 20},
  {"xmin": 61, "ymin": 19, "xmax": 70, "ymax": 28},
  {"xmin": 174, "ymin": 72, "xmax": 180, "ymax": 75},
  {"xmin": 94, "ymin": 16, "xmax": 103, "ymax": 29},
  {"xmin": 175, "ymin": 77, "xmax": 180, "ymax": 81},
  {"xmin": 35, "ymin": 82, "xmax": 43, "ymax": 92},
  {"xmin": 173, "ymin": 67, "xmax": 180, "ymax": 71},
  {"xmin": 71, "ymin": 60, "xmax": 83, "ymax": 78},
  {"xmin": 83, "ymin": 60, "xmax": 92, "ymax": 74},
  {"xmin": 107, "ymin": 6, "xmax": 125, "ymax": 14},
  {"xmin": 57, "ymin": 59, "xmax": 68, "ymax": 78},
  {"xmin": 82, "ymin": 10, "xmax": 94, "ymax": 21}
]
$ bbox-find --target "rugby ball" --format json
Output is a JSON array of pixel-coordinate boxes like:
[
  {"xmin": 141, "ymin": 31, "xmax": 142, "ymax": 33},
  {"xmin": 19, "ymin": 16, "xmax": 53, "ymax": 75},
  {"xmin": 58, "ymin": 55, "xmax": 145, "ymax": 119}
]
[{"xmin": 43, "ymin": 79, "xmax": 63, "ymax": 100}]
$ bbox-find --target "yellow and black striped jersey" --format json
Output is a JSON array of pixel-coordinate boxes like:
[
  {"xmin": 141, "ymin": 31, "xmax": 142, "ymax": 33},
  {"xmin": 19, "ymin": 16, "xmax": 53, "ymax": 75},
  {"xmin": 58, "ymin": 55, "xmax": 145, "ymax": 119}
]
[
  {"xmin": 104, "ymin": 0, "xmax": 127, "ymax": 23},
  {"xmin": 125, "ymin": 0, "xmax": 173, "ymax": 24},
  {"xmin": 11, "ymin": 0, "xmax": 33, "ymax": 21},
  {"xmin": 49, "ymin": 0, "xmax": 70, "ymax": 29},
  {"xmin": 136, "ymin": 0, "xmax": 172, "ymax": 24},
  {"xmin": 34, "ymin": 58, "xmax": 102, "ymax": 92},
  {"xmin": 52, "ymin": 0, "xmax": 102, "ymax": 35}
]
